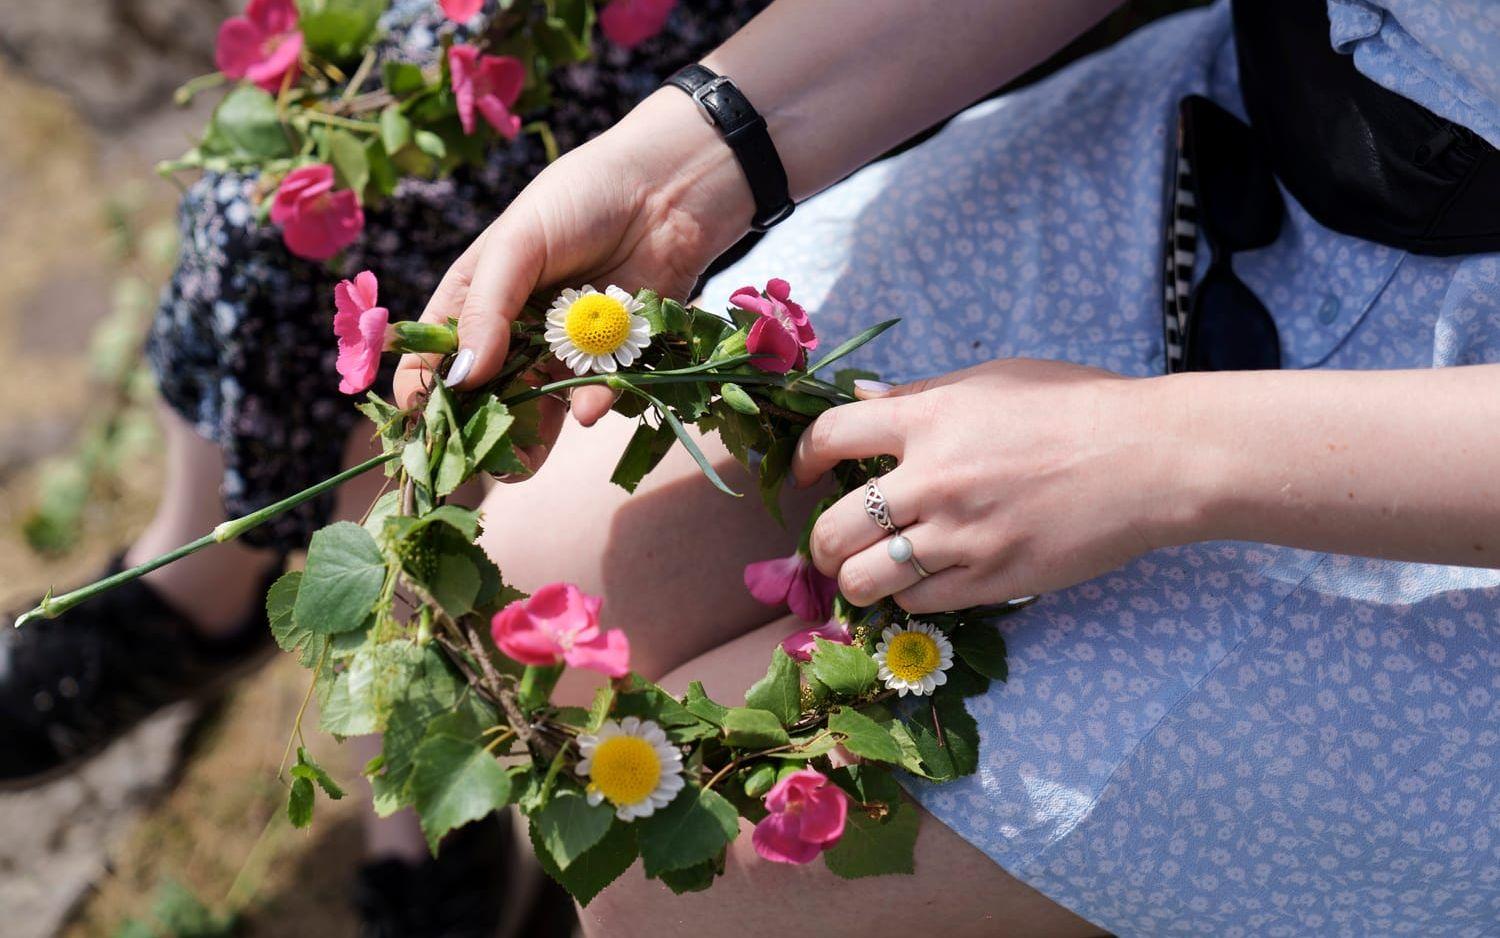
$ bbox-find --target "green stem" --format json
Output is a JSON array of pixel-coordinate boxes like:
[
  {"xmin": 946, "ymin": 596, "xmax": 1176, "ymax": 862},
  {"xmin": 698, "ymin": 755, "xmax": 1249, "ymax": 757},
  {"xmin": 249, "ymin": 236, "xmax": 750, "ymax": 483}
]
[
  {"xmin": 13, "ymin": 450, "xmax": 400, "ymax": 629},
  {"xmin": 517, "ymin": 663, "xmax": 564, "ymax": 709},
  {"xmin": 302, "ymin": 110, "xmax": 381, "ymax": 133},
  {"xmin": 500, "ymin": 366, "xmax": 817, "ymax": 408}
]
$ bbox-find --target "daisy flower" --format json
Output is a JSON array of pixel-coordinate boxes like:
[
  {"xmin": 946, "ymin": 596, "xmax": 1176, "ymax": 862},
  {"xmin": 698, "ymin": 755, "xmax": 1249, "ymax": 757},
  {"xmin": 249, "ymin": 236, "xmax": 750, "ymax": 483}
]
[
  {"xmin": 545, "ymin": 285, "xmax": 651, "ymax": 375},
  {"xmin": 576, "ymin": 716, "xmax": 685, "ymax": 821},
  {"xmin": 873, "ymin": 621, "xmax": 954, "ymax": 697}
]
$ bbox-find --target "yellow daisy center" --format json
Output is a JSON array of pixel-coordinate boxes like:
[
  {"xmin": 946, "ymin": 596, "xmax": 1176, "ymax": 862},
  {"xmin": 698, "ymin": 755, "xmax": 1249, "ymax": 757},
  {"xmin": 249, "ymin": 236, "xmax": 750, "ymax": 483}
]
[
  {"xmin": 885, "ymin": 631, "xmax": 942, "ymax": 683},
  {"xmin": 564, "ymin": 294, "xmax": 632, "ymax": 356},
  {"xmin": 587, "ymin": 736, "xmax": 662, "ymax": 806}
]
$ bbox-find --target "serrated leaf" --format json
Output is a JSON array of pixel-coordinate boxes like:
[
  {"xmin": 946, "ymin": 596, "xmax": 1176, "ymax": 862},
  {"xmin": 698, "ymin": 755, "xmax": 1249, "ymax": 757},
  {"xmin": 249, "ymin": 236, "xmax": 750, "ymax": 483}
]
[
  {"xmin": 410, "ymin": 733, "xmax": 514, "ymax": 853},
  {"xmin": 822, "ymin": 792, "xmax": 918, "ymax": 879},
  {"xmin": 658, "ymin": 855, "xmax": 722, "ymax": 894},
  {"xmin": 530, "ymin": 818, "xmax": 637, "ymax": 907},
  {"xmin": 809, "ymin": 637, "xmax": 878, "ymax": 697},
  {"xmin": 637, "ymin": 787, "xmax": 740, "ymax": 877},
  {"xmin": 951, "ymin": 622, "xmax": 1008, "ymax": 681},
  {"xmin": 908, "ymin": 695, "xmax": 980, "ymax": 780},
  {"xmin": 683, "ymin": 682, "xmax": 729, "ymax": 727},
  {"xmin": 288, "ymin": 776, "xmax": 315, "ymax": 828},
  {"xmin": 462, "ymin": 398, "xmax": 516, "ymax": 469},
  {"xmin": 721, "ymin": 708, "xmax": 790, "ymax": 749},
  {"xmin": 267, "ymin": 571, "xmax": 328, "ymax": 668},
  {"xmin": 743, "ymin": 648, "xmax": 801, "ymax": 725},
  {"xmin": 609, "ymin": 420, "xmax": 676, "ymax": 494},
  {"xmin": 532, "ymin": 790, "xmax": 616, "ymax": 870},
  {"xmin": 293, "ymin": 747, "xmax": 346, "ymax": 800},
  {"xmin": 827, "ymin": 707, "xmax": 903, "ymax": 764},
  {"xmin": 294, "ymin": 522, "xmax": 386, "ymax": 635}
]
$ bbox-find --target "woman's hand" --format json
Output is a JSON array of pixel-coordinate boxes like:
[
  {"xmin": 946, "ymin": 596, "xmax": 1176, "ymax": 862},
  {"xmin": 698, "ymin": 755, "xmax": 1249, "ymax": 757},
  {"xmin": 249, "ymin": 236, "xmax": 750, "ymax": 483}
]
[
  {"xmin": 393, "ymin": 90, "xmax": 752, "ymax": 426},
  {"xmin": 793, "ymin": 359, "xmax": 1195, "ymax": 613}
]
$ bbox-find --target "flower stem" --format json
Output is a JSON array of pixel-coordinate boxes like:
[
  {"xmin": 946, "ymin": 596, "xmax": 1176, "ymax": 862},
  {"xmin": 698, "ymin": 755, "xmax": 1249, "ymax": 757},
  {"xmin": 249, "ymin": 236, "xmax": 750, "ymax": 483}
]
[{"xmin": 12, "ymin": 450, "xmax": 400, "ymax": 629}]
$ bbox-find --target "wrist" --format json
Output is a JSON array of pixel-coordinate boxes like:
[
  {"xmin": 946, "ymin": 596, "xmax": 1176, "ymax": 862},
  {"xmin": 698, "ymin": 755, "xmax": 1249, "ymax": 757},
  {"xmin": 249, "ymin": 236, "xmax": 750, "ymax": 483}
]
[
  {"xmin": 615, "ymin": 88, "xmax": 757, "ymax": 254},
  {"xmin": 1127, "ymin": 372, "xmax": 1243, "ymax": 549}
]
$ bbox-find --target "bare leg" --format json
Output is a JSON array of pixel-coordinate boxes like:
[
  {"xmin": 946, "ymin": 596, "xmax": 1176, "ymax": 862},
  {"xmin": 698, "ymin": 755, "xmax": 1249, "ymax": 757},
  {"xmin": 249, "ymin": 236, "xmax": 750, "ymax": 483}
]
[{"xmin": 476, "ymin": 416, "xmax": 1103, "ymax": 936}]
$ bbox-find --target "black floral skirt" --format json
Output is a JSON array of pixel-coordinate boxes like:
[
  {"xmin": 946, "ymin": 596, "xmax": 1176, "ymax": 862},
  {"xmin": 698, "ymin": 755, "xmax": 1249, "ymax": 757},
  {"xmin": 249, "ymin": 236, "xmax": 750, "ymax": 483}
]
[{"xmin": 148, "ymin": 0, "xmax": 767, "ymax": 549}]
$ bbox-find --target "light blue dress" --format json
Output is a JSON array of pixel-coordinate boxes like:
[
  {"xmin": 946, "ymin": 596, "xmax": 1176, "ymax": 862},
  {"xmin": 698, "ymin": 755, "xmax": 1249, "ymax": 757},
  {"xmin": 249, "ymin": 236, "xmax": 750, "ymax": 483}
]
[{"xmin": 702, "ymin": 2, "xmax": 1500, "ymax": 934}]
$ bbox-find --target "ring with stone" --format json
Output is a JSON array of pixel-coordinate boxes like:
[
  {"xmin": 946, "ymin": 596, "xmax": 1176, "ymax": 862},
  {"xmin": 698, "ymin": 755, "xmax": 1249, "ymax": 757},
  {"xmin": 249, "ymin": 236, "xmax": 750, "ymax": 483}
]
[
  {"xmin": 863, "ymin": 477, "xmax": 898, "ymax": 533},
  {"xmin": 886, "ymin": 533, "xmax": 930, "ymax": 578}
]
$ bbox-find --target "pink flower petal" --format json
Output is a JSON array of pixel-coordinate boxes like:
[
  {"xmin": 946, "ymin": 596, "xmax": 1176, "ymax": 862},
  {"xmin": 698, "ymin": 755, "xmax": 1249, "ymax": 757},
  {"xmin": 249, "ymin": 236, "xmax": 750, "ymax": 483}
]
[
  {"xmin": 744, "ymin": 555, "xmax": 799, "ymax": 606},
  {"xmin": 796, "ymin": 785, "xmax": 849, "ymax": 845},
  {"xmin": 746, "ymin": 316, "xmax": 802, "ymax": 373},
  {"xmin": 448, "ymin": 44, "xmax": 480, "ymax": 135},
  {"xmin": 247, "ymin": 0, "xmax": 298, "ymax": 33},
  {"xmin": 476, "ymin": 97, "xmax": 521, "ymax": 140},
  {"xmin": 752, "ymin": 812, "xmax": 823, "ymax": 865},
  {"xmin": 564, "ymin": 628, "xmax": 632, "ymax": 678},
  {"xmin": 786, "ymin": 561, "xmax": 837, "ymax": 623},
  {"xmin": 599, "ymin": 0, "xmax": 677, "ymax": 49},
  {"xmin": 779, "ymin": 620, "xmax": 851, "ymax": 663},
  {"xmin": 439, "ymin": 0, "xmax": 484, "ymax": 21}
]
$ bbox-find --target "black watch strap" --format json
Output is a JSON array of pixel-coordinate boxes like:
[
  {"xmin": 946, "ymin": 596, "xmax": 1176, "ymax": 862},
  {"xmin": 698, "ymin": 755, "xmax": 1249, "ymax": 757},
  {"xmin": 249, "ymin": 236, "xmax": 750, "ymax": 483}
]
[{"xmin": 665, "ymin": 64, "xmax": 794, "ymax": 232}]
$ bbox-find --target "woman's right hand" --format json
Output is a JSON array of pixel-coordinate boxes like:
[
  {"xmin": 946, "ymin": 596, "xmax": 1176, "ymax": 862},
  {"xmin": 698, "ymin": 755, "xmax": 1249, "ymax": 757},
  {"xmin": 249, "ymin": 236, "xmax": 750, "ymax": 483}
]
[{"xmin": 393, "ymin": 89, "xmax": 754, "ymax": 429}]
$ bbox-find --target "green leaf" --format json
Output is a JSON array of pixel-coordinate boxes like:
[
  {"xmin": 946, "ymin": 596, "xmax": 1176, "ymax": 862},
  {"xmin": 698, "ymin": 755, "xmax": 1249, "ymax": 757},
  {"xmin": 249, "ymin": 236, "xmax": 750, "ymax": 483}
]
[
  {"xmin": 743, "ymin": 764, "xmax": 777, "ymax": 798},
  {"xmin": 637, "ymin": 787, "xmax": 740, "ymax": 877},
  {"xmin": 743, "ymin": 648, "xmax": 801, "ymax": 725},
  {"xmin": 951, "ymin": 622, "xmax": 1008, "ymax": 682},
  {"xmin": 634, "ymin": 288, "xmax": 665, "ymax": 334},
  {"xmin": 804, "ymin": 319, "xmax": 901, "ymax": 375},
  {"xmin": 529, "ymin": 818, "xmax": 638, "ymax": 907},
  {"xmin": 429, "ymin": 552, "xmax": 481, "ymax": 617},
  {"xmin": 532, "ymin": 790, "xmax": 616, "ymax": 870},
  {"xmin": 327, "ymin": 128, "xmax": 369, "ymax": 197},
  {"xmin": 208, "ymin": 86, "xmax": 293, "ymax": 159},
  {"xmin": 365, "ymin": 136, "xmax": 397, "ymax": 197},
  {"xmin": 296, "ymin": 0, "xmax": 385, "ymax": 64},
  {"xmin": 827, "ymin": 707, "xmax": 904, "ymax": 764},
  {"xmin": 683, "ymin": 681, "xmax": 729, "ymax": 727},
  {"xmin": 294, "ymin": 522, "xmax": 387, "ymax": 635},
  {"xmin": 382, "ymin": 61, "xmax": 427, "ymax": 96},
  {"xmin": 634, "ymin": 388, "xmax": 739, "ymax": 497},
  {"xmin": 808, "ymin": 637, "xmax": 878, "ymax": 697},
  {"xmin": 434, "ymin": 418, "xmax": 471, "ymax": 496},
  {"xmin": 414, "ymin": 129, "xmax": 447, "ymax": 159},
  {"xmin": 292, "ymin": 747, "xmax": 346, "ymax": 800},
  {"xmin": 287, "ymin": 776, "xmax": 315, "ymax": 828},
  {"xmin": 462, "ymin": 399, "xmax": 515, "ymax": 470},
  {"xmin": 757, "ymin": 437, "xmax": 795, "ymax": 524},
  {"xmin": 409, "ymin": 732, "xmax": 514, "ymax": 853},
  {"xmin": 379, "ymin": 104, "xmax": 412, "ymax": 153},
  {"xmin": 402, "ymin": 439, "xmax": 432, "ymax": 492},
  {"xmin": 586, "ymin": 685, "xmax": 616, "ymax": 732},
  {"xmin": 658, "ymin": 856, "xmax": 722, "ymax": 894},
  {"xmin": 609, "ymin": 420, "xmax": 676, "ymax": 494},
  {"xmin": 908, "ymin": 695, "xmax": 980, "ymax": 780},
  {"xmin": 721, "ymin": 708, "xmax": 790, "ymax": 749},
  {"xmin": 535, "ymin": 0, "xmax": 595, "ymax": 64},
  {"xmin": 822, "ymin": 767, "xmax": 919, "ymax": 879},
  {"xmin": 267, "ymin": 571, "xmax": 328, "ymax": 668}
]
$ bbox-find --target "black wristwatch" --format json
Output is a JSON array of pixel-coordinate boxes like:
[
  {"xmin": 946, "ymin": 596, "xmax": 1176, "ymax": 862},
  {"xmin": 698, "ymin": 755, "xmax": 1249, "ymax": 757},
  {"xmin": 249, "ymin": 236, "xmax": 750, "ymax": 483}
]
[{"xmin": 665, "ymin": 64, "xmax": 794, "ymax": 232}]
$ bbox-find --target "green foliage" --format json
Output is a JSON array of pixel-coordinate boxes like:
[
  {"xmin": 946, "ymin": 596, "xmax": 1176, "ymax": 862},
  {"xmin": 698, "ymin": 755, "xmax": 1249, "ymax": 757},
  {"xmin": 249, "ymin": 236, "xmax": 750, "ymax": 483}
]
[
  {"xmin": 610, "ymin": 419, "xmax": 677, "ymax": 493},
  {"xmin": 823, "ymin": 766, "xmax": 919, "ymax": 879},
  {"xmin": 809, "ymin": 636, "xmax": 879, "ymax": 697},
  {"xmin": 205, "ymin": 86, "xmax": 294, "ymax": 161},
  {"xmin": 637, "ymin": 787, "xmax": 739, "ymax": 878},
  {"xmin": 531, "ymin": 817, "xmax": 638, "ymax": 907},
  {"xmin": 295, "ymin": 521, "xmax": 387, "ymax": 635},
  {"xmin": 743, "ymin": 648, "xmax": 801, "ymax": 725},
  {"xmin": 328, "ymin": 128, "xmax": 370, "ymax": 196},
  {"xmin": 827, "ymin": 706, "xmax": 903, "ymax": 765},
  {"xmin": 532, "ymin": 789, "xmax": 618, "ymax": 869},
  {"xmin": 267, "ymin": 571, "xmax": 329, "ymax": 668},
  {"xmin": 952, "ymin": 621, "xmax": 1009, "ymax": 681},
  {"xmin": 907, "ymin": 695, "xmax": 981, "ymax": 780},
  {"xmin": 287, "ymin": 746, "xmax": 345, "ymax": 828},
  {"xmin": 296, "ymin": 0, "xmax": 387, "ymax": 64},
  {"xmin": 409, "ymin": 720, "xmax": 515, "ymax": 852},
  {"xmin": 112, "ymin": 880, "xmax": 236, "ymax": 938},
  {"xmin": 721, "ymin": 708, "xmax": 790, "ymax": 749}
]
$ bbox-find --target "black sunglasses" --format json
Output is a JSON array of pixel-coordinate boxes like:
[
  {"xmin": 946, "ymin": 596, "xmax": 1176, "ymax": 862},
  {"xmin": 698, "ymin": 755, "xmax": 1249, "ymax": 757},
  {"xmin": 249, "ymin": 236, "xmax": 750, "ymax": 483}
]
[{"xmin": 1163, "ymin": 95, "xmax": 1284, "ymax": 373}]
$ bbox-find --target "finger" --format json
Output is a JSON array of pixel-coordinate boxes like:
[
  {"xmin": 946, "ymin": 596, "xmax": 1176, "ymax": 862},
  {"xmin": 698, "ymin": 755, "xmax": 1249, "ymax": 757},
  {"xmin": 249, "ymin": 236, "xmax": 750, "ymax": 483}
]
[
  {"xmin": 808, "ymin": 468, "xmax": 922, "ymax": 577},
  {"xmin": 394, "ymin": 236, "xmax": 487, "ymax": 407},
  {"xmin": 571, "ymin": 385, "xmax": 618, "ymax": 427},
  {"xmin": 835, "ymin": 524, "xmax": 959, "ymax": 608},
  {"xmin": 452, "ymin": 207, "xmax": 549, "ymax": 391},
  {"xmin": 889, "ymin": 566, "xmax": 982, "ymax": 615},
  {"xmin": 790, "ymin": 399, "xmax": 909, "ymax": 489},
  {"xmin": 495, "ymin": 396, "xmax": 565, "ymax": 482}
]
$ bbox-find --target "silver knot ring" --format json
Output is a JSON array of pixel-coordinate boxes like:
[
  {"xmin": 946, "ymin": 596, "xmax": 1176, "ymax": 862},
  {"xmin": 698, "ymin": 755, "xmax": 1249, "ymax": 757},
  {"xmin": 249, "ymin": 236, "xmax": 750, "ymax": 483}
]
[
  {"xmin": 863, "ymin": 478, "xmax": 898, "ymax": 533},
  {"xmin": 886, "ymin": 534, "xmax": 931, "ymax": 578}
]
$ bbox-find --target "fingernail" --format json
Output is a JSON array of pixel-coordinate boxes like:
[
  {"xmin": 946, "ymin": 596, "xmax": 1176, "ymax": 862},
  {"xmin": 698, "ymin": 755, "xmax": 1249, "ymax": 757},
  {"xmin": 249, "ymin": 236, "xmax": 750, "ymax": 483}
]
[
  {"xmin": 444, "ymin": 348, "xmax": 476, "ymax": 388},
  {"xmin": 853, "ymin": 379, "xmax": 893, "ymax": 395}
]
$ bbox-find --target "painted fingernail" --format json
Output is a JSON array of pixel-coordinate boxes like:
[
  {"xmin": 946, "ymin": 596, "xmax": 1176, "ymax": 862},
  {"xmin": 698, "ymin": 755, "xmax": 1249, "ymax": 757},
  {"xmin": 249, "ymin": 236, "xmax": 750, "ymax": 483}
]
[
  {"xmin": 853, "ymin": 379, "xmax": 893, "ymax": 395},
  {"xmin": 444, "ymin": 348, "xmax": 476, "ymax": 387}
]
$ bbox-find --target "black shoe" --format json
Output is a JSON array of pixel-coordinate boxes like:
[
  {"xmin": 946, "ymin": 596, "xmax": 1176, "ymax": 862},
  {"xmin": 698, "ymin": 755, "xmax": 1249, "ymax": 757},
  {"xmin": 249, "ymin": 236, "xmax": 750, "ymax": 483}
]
[
  {"xmin": 353, "ymin": 815, "xmax": 577, "ymax": 938},
  {"xmin": 0, "ymin": 554, "xmax": 283, "ymax": 789}
]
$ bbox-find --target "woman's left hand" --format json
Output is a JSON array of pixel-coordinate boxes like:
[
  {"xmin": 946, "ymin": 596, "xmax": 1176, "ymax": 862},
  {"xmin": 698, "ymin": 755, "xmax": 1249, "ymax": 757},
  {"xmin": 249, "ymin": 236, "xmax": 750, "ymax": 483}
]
[{"xmin": 793, "ymin": 359, "xmax": 1197, "ymax": 612}]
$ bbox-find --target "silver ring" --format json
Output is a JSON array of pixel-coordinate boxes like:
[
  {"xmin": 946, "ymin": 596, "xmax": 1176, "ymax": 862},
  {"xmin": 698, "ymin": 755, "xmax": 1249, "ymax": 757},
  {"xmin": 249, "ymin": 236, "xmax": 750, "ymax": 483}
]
[
  {"xmin": 863, "ymin": 478, "xmax": 898, "ymax": 533},
  {"xmin": 886, "ymin": 534, "xmax": 930, "ymax": 578}
]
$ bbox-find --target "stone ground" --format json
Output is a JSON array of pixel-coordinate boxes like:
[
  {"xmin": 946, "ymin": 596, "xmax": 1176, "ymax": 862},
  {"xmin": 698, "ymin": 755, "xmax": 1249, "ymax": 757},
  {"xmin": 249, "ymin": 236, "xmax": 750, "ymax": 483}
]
[{"xmin": 0, "ymin": 4, "xmax": 366, "ymax": 934}]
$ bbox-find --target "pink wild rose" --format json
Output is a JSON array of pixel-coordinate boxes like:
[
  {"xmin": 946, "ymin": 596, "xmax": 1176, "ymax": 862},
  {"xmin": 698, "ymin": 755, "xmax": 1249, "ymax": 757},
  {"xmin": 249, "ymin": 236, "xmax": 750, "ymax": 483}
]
[
  {"xmin": 439, "ymin": 0, "xmax": 484, "ymax": 21},
  {"xmin": 779, "ymin": 620, "xmax": 853, "ymax": 663},
  {"xmin": 745, "ymin": 552, "xmax": 836, "ymax": 623},
  {"xmin": 448, "ymin": 44, "xmax": 525, "ymax": 139},
  {"xmin": 730, "ymin": 278, "xmax": 818, "ymax": 373},
  {"xmin": 491, "ymin": 583, "xmax": 631, "ymax": 678},
  {"xmin": 599, "ymin": 0, "xmax": 677, "ymax": 49},
  {"xmin": 270, "ymin": 164, "xmax": 365, "ymax": 261},
  {"xmin": 215, "ymin": 0, "xmax": 303, "ymax": 93},
  {"xmin": 752, "ymin": 769, "xmax": 849, "ymax": 864},
  {"xmin": 333, "ymin": 271, "xmax": 389, "ymax": 395}
]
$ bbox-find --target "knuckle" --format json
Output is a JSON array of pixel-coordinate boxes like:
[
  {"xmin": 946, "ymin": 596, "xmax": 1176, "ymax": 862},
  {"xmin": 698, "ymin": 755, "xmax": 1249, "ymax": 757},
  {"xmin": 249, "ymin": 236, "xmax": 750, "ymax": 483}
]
[
  {"xmin": 838, "ymin": 562, "xmax": 878, "ymax": 606},
  {"xmin": 808, "ymin": 520, "xmax": 842, "ymax": 574},
  {"xmin": 804, "ymin": 410, "xmax": 841, "ymax": 457}
]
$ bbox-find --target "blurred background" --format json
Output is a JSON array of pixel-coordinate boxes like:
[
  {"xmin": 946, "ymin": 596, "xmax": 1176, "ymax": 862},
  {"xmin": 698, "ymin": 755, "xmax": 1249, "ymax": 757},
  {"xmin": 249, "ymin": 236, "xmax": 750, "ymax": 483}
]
[{"xmin": 0, "ymin": 2, "xmax": 1201, "ymax": 936}]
